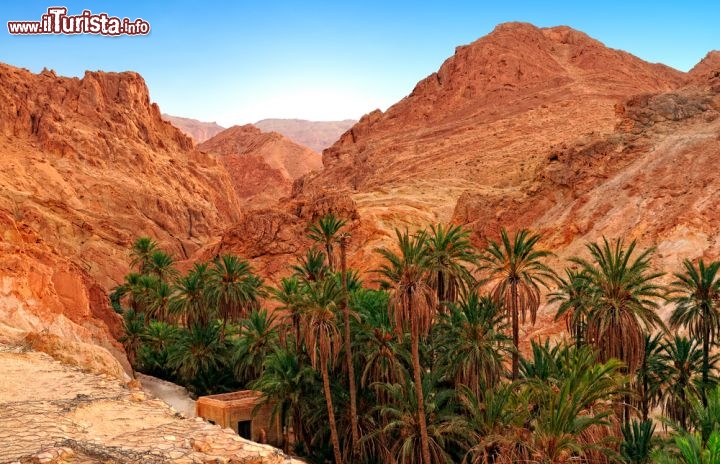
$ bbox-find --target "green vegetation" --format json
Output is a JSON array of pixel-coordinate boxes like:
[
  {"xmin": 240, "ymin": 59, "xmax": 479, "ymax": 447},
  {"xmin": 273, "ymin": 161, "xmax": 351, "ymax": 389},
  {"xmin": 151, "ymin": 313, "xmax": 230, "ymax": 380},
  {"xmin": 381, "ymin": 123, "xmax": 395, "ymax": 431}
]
[{"xmin": 113, "ymin": 216, "xmax": 720, "ymax": 464}]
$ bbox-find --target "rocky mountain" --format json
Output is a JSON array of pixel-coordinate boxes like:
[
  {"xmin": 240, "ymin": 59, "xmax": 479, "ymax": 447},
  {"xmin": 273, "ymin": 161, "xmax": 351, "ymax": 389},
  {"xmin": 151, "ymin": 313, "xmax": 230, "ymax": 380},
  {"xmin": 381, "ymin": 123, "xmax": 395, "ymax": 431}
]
[
  {"xmin": 198, "ymin": 124, "xmax": 322, "ymax": 208},
  {"xmin": 254, "ymin": 118, "xmax": 356, "ymax": 152},
  {"xmin": 162, "ymin": 114, "xmax": 225, "ymax": 143},
  {"xmin": 3, "ymin": 21, "xmax": 720, "ymax": 376},
  {"xmin": 218, "ymin": 22, "xmax": 720, "ymax": 313},
  {"xmin": 0, "ymin": 63, "xmax": 241, "ymax": 376}
]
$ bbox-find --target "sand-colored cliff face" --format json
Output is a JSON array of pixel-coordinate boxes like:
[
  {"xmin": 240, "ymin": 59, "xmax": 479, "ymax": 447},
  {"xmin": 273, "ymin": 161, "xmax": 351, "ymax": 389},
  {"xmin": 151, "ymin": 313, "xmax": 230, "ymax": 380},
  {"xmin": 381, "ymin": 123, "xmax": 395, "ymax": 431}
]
[
  {"xmin": 0, "ymin": 64, "xmax": 241, "ymax": 374},
  {"xmin": 457, "ymin": 85, "xmax": 720, "ymax": 321},
  {"xmin": 199, "ymin": 124, "xmax": 322, "ymax": 209}
]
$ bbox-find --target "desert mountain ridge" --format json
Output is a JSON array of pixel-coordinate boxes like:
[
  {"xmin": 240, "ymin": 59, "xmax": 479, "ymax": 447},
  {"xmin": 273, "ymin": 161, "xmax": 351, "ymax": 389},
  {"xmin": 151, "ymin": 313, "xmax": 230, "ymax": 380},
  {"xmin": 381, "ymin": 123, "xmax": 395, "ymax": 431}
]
[
  {"xmin": 161, "ymin": 113, "xmax": 225, "ymax": 143},
  {"xmin": 0, "ymin": 62, "xmax": 243, "ymax": 377},
  {"xmin": 1, "ymin": 21, "xmax": 720, "ymax": 380},
  {"xmin": 198, "ymin": 124, "xmax": 323, "ymax": 208},
  {"xmin": 217, "ymin": 21, "xmax": 720, "ymax": 325},
  {"xmin": 162, "ymin": 114, "xmax": 356, "ymax": 152},
  {"xmin": 254, "ymin": 118, "xmax": 356, "ymax": 152}
]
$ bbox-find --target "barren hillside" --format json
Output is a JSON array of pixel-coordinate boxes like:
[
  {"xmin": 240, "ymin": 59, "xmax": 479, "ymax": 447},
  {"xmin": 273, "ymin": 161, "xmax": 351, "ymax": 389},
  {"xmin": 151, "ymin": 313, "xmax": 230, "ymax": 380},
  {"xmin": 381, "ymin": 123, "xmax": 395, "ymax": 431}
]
[
  {"xmin": 0, "ymin": 64, "xmax": 241, "ymax": 375},
  {"xmin": 219, "ymin": 23, "xmax": 720, "ymax": 303}
]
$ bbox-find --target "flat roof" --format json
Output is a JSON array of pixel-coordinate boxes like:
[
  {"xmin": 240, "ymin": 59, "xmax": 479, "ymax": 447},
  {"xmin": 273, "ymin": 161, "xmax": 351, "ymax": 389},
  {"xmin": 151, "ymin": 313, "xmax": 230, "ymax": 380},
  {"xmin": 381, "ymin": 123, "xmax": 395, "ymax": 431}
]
[{"xmin": 196, "ymin": 390, "xmax": 265, "ymax": 409}]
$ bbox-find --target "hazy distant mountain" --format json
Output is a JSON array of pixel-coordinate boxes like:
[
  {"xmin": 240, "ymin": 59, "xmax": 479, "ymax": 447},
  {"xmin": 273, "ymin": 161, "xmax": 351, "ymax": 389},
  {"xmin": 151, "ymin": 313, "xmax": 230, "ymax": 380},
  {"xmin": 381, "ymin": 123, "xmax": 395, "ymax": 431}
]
[
  {"xmin": 162, "ymin": 114, "xmax": 225, "ymax": 143},
  {"xmin": 198, "ymin": 124, "xmax": 322, "ymax": 208},
  {"xmin": 254, "ymin": 118, "xmax": 356, "ymax": 153}
]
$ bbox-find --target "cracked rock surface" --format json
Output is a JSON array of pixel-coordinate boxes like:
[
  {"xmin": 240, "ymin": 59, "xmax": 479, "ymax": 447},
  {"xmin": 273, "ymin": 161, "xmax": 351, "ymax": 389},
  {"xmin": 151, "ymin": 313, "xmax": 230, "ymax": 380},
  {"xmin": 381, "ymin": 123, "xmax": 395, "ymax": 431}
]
[{"xmin": 0, "ymin": 345, "xmax": 302, "ymax": 464}]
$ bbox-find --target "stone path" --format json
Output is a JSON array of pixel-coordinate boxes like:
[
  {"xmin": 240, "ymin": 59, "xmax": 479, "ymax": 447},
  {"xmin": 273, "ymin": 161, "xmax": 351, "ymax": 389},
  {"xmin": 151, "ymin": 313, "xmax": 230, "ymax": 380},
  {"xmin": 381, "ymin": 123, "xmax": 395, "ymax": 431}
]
[
  {"xmin": 0, "ymin": 345, "xmax": 302, "ymax": 464},
  {"xmin": 136, "ymin": 373, "xmax": 196, "ymax": 419}
]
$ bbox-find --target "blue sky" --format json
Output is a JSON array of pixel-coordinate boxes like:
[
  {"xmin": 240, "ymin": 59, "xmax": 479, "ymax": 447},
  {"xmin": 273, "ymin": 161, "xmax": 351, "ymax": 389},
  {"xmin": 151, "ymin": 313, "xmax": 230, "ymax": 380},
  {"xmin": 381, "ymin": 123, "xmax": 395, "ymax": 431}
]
[{"xmin": 2, "ymin": 1, "xmax": 717, "ymax": 126}]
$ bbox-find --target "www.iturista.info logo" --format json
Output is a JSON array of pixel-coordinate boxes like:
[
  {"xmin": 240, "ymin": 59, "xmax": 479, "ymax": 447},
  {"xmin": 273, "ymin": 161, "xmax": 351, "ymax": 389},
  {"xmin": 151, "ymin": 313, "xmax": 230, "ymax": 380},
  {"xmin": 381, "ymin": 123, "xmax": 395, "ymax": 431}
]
[{"xmin": 7, "ymin": 7, "xmax": 150, "ymax": 36}]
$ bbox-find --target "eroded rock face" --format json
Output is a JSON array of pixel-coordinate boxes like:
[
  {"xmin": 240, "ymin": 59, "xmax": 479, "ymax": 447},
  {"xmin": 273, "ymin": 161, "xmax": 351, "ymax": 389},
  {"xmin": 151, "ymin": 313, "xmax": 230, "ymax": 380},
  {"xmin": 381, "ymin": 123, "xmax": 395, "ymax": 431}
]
[
  {"xmin": 222, "ymin": 23, "xmax": 720, "ymax": 346},
  {"xmin": 215, "ymin": 24, "xmax": 720, "ymax": 292},
  {"xmin": 688, "ymin": 50, "xmax": 720, "ymax": 89},
  {"xmin": 308, "ymin": 23, "xmax": 685, "ymax": 196},
  {"xmin": 272, "ymin": 23, "xmax": 702, "ymax": 278},
  {"xmin": 452, "ymin": 83, "xmax": 720, "ymax": 321},
  {"xmin": 0, "ymin": 63, "xmax": 241, "ymax": 375},
  {"xmin": 2, "ymin": 23, "xmax": 719, "ymax": 374},
  {"xmin": 0, "ymin": 346, "xmax": 300, "ymax": 463},
  {"xmin": 199, "ymin": 125, "xmax": 322, "ymax": 209},
  {"xmin": 210, "ymin": 191, "xmax": 363, "ymax": 281}
]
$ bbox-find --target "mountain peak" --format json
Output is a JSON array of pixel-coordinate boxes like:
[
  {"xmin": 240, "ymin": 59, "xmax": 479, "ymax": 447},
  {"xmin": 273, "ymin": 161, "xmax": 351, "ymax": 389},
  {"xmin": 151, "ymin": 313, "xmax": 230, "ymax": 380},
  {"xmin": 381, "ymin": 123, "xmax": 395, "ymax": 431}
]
[
  {"xmin": 162, "ymin": 114, "xmax": 225, "ymax": 143},
  {"xmin": 310, "ymin": 23, "xmax": 689, "ymax": 204},
  {"xmin": 688, "ymin": 50, "xmax": 720, "ymax": 85}
]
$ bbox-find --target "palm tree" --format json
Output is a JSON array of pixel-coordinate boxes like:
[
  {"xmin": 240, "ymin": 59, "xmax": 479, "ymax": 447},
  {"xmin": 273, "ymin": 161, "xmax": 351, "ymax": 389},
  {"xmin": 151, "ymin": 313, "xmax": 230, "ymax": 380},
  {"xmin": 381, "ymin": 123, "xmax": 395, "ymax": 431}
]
[
  {"xmin": 521, "ymin": 343, "xmax": 626, "ymax": 464},
  {"xmin": 147, "ymin": 280, "xmax": 172, "ymax": 323},
  {"xmin": 147, "ymin": 250, "xmax": 178, "ymax": 282},
  {"xmin": 130, "ymin": 236, "xmax": 158, "ymax": 274},
  {"xmin": 307, "ymin": 213, "xmax": 346, "ymax": 272},
  {"xmin": 291, "ymin": 247, "xmax": 330, "ymax": 282},
  {"xmin": 352, "ymin": 289, "xmax": 410, "ymax": 460},
  {"xmin": 634, "ymin": 332, "xmax": 665, "ymax": 422},
  {"xmin": 458, "ymin": 383, "xmax": 530, "ymax": 464},
  {"xmin": 120, "ymin": 308, "xmax": 145, "ymax": 373},
  {"xmin": 338, "ymin": 232, "xmax": 360, "ymax": 458},
  {"xmin": 572, "ymin": 238, "xmax": 665, "ymax": 374},
  {"xmin": 140, "ymin": 321, "xmax": 179, "ymax": 377},
  {"xmin": 167, "ymin": 322, "xmax": 230, "ymax": 395},
  {"xmin": 652, "ymin": 430, "xmax": 720, "ymax": 464},
  {"xmin": 375, "ymin": 373, "xmax": 462, "ymax": 464},
  {"xmin": 142, "ymin": 320, "xmax": 179, "ymax": 354},
  {"xmin": 376, "ymin": 228, "xmax": 437, "ymax": 464},
  {"xmin": 110, "ymin": 272, "xmax": 142, "ymax": 313},
  {"xmin": 207, "ymin": 254, "xmax": 263, "ymax": 337},
  {"xmin": 550, "ymin": 268, "xmax": 593, "ymax": 347},
  {"xmin": 685, "ymin": 385, "xmax": 720, "ymax": 445},
  {"xmin": 302, "ymin": 277, "xmax": 344, "ymax": 464},
  {"xmin": 170, "ymin": 262, "xmax": 212, "ymax": 328},
  {"xmin": 519, "ymin": 339, "xmax": 562, "ymax": 381},
  {"xmin": 251, "ymin": 347, "xmax": 317, "ymax": 454},
  {"xmin": 136, "ymin": 274, "xmax": 160, "ymax": 322},
  {"xmin": 233, "ymin": 308, "xmax": 279, "ymax": 385},
  {"xmin": 434, "ymin": 292, "xmax": 510, "ymax": 397},
  {"xmin": 670, "ymin": 259, "xmax": 720, "ymax": 406},
  {"xmin": 425, "ymin": 223, "xmax": 476, "ymax": 305},
  {"xmin": 352, "ymin": 289, "xmax": 407, "ymax": 398},
  {"xmin": 270, "ymin": 276, "xmax": 307, "ymax": 349},
  {"xmin": 658, "ymin": 335, "xmax": 705, "ymax": 430},
  {"xmin": 621, "ymin": 419, "xmax": 656, "ymax": 464},
  {"xmin": 480, "ymin": 228, "xmax": 554, "ymax": 380}
]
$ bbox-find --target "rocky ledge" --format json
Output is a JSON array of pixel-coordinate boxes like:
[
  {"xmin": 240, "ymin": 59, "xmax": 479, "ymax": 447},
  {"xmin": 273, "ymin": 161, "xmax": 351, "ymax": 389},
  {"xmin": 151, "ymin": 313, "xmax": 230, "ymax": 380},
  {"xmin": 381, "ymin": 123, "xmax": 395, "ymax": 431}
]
[{"xmin": 0, "ymin": 345, "xmax": 301, "ymax": 464}]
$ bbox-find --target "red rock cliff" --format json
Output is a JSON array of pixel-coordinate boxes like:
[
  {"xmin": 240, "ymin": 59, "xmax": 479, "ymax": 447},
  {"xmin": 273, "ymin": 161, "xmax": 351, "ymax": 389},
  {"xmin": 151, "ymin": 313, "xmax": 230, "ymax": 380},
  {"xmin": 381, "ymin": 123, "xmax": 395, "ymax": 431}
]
[{"xmin": 0, "ymin": 63, "xmax": 241, "ymax": 375}]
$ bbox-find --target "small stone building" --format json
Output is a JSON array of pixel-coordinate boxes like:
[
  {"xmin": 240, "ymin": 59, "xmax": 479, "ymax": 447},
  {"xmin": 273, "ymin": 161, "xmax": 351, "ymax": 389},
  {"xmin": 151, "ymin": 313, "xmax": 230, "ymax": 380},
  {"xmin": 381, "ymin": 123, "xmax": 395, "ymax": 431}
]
[{"xmin": 196, "ymin": 391, "xmax": 281, "ymax": 446}]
